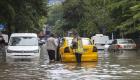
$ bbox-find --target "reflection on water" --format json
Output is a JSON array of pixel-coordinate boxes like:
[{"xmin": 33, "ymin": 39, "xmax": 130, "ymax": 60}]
[
  {"xmin": 64, "ymin": 62, "xmax": 97, "ymax": 70},
  {"xmin": 13, "ymin": 58, "xmax": 32, "ymax": 62},
  {"xmin": 109, "ymin": 50, "xmax": 137, "ymax": 59},
  {"xmin": 0, "ymin": 48, "xmax": 140, "ymax": 80},
  {"xmin": 6, "ymin": 58, "xmax": 40, "ymax": 63}
]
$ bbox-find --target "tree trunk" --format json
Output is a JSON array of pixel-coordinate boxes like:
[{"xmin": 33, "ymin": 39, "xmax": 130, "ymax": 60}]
[{"xmin": 7, "ymin": 23, "xmax": 12, "ymax": 38}]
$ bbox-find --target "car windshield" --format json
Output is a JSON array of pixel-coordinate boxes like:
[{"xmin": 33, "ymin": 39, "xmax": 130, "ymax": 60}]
[
  {"xmin": 106, "ymin": 40, "xmax": 113, "ymax": 44},
  {"xmin": 10, "ymin": 37, "xmax": 38, "ymax": 46},
  {"xmin": 67, "ymin": 39, "xmax": 73, "ymax": 46},
  {"xmin": 118, "ymin": 39, "xmax": 135, "ymax": 44},
  {"xmin": 82, "ymin": 38, "xmax": 92, "ymax": 45},
  {"xmin": 66, "ymin": 38, "xmax": 92, "ymax": 46}
]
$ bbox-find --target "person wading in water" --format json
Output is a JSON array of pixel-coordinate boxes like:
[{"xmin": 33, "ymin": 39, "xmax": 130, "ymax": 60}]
[
  {"xmin": 72, "ymin": 32, "xmax": 84, "ymax": 63},
  {"xmin": 46, "ymin": 34, "xmax": 58, "ymax": 63}
]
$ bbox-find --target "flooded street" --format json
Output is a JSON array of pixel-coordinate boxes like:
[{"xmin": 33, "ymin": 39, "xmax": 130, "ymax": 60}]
[
  {"xmin": 0, "ymin": 46, "xmax": 140, "ymax": 80},
  {"xmin": 1, "ymin": 0, "xmax": 139, "ymax": 80}
]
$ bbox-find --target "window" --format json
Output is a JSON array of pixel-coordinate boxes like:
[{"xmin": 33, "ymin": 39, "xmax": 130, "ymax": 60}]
[
  {"xmin": 118, "ymin": 39, "xmax": 135, "ymax": 44},
  {"xmin": 10, "ymin": 37, "xmax": 38, "ymax": 46},
  {"xmin": 60, "ymin": 38, "xmax": 65, "ymax": 47},
  {"xmin": 67, "ymin": 39, "xmax": 72, "ymax": 46},
  {"xmin": 106, "ymin": 40, "xmax": 113, "ymax": 45},
  {"xmin": 82, "ymin": 39, "xmax": 92, "ymax": 45}
]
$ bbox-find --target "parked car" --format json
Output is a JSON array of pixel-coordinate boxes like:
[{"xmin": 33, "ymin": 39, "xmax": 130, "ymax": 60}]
[
  {"xmin": 104, "ymin": 40, "xmax": 113, "ymax": 52},
  {"xmin": 91, "ymin": 34, "xmax": 109, "ymax": 50},
  {"xmin": 108, "ymin": 39, "xmax": 136, "ymax": 53},
  {"xmin": 59, "ymin": 37, "xmax": 98, "ymax": 62},
  {"xmin": 6, "ymin": 33, "xmax": 40, "ymax": 62}
]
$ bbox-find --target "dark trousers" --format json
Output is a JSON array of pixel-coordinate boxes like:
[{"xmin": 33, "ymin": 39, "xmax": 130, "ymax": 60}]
[
  {"xmin": 56, "ymin": 46, "xmax": 60, "ymax": 61},
  {"xmin": 75, "ymin": 53, "xmax": 82, "ymax": 63},
  {"xmin": 47, "ymin": 50, "xmax": 55, "ymax": 61}
]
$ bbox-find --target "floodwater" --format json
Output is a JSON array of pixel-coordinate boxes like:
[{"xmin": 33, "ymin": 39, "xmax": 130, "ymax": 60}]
[{"xmin": 0, "ymin": 47, "xmax": 140, "ymax": 80}]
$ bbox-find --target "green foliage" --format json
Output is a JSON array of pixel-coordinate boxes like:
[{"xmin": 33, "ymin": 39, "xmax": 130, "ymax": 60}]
[
  {"xmin": 63, "ymin": 0, "xmax": 84, "ymax": 31},
  {"xmin": 48, "ymin": 0, "xmax": 140, "ymax": 37},
  {"xmin": 62, "ymin": 0, "xmax": 113, "ymax": 35},
  {"xmin": 0, "ymin": 0, "xmax": 15, "ymax": 23},
  {"xmin": 0, "ymin": 0, "xmax": 48, "ymax": 33},
  {"xmin": 47, "ymin": 4, "xmax": 65, "ymax": 35},
  {"xmin": 109, "ymin": 0, "xmax": 140, "ymax": 34},
  {"xmin": 47, "ymin": 4, "xmax": 63, "ymax": 26}
]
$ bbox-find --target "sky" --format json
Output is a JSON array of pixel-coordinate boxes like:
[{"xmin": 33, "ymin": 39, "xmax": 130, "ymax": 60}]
[{"xmin": 48, "ymin": 0, "xmax": 65, "ymax": 5}]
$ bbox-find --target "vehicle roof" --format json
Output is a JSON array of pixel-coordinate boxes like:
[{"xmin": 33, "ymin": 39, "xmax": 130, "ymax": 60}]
[
  {"xmin": 82, "ymin": 37, "xmax": 90, "ymax": 40},
  {"xmin": 64, "ymin": 37, "xmax": 90, "ymax": 40},
  {"xmin": 64, "ymin": 37, "xmax": 73, "ymax": 40},
  {"xmin": 116, "ymin": 39, "xmax": 133, "ymax": 40},
  {"xmin": 95, "ymin": 34, "xmax": 104, "ymax": 36},
  {"xmin": 10, "ymin": 33, "xmax": 37, "ymax": 37}
]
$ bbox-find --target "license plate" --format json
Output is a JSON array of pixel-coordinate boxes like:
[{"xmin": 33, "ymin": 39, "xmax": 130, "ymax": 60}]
[
  {"xmin": 125, "ymin": 46, "xmax": 132, "ymax": 48},
  {"xmin": 14, "ymin": 58, "xmax": 31, "ymax": 62}
]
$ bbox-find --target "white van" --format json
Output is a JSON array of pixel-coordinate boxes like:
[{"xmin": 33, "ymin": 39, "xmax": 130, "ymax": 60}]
[
  {"xmin": 6, "ymin": 33, "xmax": 40, "ymax": 62},
  {"xmin": 91, "ymin": 34, "xmax": 109, "ymax": 50}
]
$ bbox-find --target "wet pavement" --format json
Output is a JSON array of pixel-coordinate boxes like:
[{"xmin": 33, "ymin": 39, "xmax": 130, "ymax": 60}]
[{"xmin": 0, "ymin": 45, "xmax": 140, "ymax": 80}]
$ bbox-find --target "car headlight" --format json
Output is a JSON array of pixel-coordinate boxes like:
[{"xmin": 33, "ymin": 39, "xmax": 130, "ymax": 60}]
[{"xmin": 33, "ymin": 50, "xmax": 39, "ymax": 53}]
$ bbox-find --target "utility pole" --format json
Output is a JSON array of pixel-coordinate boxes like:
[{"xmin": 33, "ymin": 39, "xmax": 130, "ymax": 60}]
[{"xmin": 112, "ymin": 32, "xmax": 114, "ymax": 40}]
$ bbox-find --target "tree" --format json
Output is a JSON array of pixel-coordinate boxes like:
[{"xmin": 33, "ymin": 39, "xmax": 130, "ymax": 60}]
[
  {"xmin": 109, "ymin": 0, "xmax": 140, "ymax": 34},
  {"xmin": 47, "ymin": 4, "xmax": 63, "ymax": 26},
  {"xmin": 47, "ymin": 3, "xmax": 64, "ymax": 35},
  {"xmin": 0, "ymin": 0, "xmax": 48, "ymax": 34},
  {"xmin": 62, "ymin": 0, "xmax": 113, "ymax": 35}
]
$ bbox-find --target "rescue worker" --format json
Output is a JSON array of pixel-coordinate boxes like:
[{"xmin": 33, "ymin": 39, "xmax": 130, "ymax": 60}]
[{"xmin": 72, "ymin": 32, "xmax": 84, "ymax": 63}]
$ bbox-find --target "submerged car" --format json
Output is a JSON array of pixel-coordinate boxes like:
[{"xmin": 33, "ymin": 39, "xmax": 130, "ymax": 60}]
[
  {"xmin": 104, "ymin": 40, "xmax": 113, "ymax": 52},
  {"xmin": 6, "ymin": 33, "xmax": 40, "ymax": 62},
  {"xmin": 59, "ymin": 37, "xmax": 98, "ymax": 62},
  {"xmin": 108, "ymin": 39, "xmax": 136, "ymax": 52}
]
